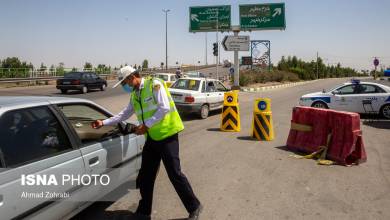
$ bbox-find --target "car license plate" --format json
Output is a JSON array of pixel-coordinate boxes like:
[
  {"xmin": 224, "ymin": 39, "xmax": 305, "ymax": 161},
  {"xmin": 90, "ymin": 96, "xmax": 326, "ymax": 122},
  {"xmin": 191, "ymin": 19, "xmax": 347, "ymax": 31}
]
[{"xmin": 63, "ymin": 82, "xmax": 70, "ymax": 85}]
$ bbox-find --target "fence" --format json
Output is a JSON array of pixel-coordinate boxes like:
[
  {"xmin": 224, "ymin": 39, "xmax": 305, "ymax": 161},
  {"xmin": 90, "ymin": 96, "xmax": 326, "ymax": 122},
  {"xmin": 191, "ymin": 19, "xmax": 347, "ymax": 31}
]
[{"xmin": 0, "ymin": 68, "xmax": 114, "ymax": 79}]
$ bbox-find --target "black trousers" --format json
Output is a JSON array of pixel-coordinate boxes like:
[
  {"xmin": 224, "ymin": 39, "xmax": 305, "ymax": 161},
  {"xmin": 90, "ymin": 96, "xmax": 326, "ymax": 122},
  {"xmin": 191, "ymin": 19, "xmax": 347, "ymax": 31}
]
[{"xmin": 136, "ymin": 133, "xmax": 200, "ymax": 215}]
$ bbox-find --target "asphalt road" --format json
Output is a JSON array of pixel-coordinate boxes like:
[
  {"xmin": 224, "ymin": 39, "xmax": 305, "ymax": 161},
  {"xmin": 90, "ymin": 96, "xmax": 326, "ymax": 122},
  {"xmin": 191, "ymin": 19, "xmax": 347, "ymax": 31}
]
[{"xmin": 1, "ymin": 78, "xmax": 389, "ymax": 220}]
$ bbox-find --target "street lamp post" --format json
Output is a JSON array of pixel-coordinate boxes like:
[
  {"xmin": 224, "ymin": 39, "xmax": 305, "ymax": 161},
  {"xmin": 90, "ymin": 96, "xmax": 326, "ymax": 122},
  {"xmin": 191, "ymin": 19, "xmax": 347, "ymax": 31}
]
[{"xmin": 163, "ymin": 9, "xmax": 170, "ymax": 70}]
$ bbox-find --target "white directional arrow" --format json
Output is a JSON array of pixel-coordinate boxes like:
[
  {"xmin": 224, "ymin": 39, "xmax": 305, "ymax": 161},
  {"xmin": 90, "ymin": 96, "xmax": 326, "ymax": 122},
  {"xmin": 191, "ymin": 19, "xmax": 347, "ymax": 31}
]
[
  {"xmin": 222, "ymin": 36, "xmax": 250, "ymax": 51},
  {"xmin": 191, "ymin": 14, "xmax": 199, "ymax": 22},
  {"xmin": 272, "ymin": 8, "xmax": 282, "ymax": 17}
]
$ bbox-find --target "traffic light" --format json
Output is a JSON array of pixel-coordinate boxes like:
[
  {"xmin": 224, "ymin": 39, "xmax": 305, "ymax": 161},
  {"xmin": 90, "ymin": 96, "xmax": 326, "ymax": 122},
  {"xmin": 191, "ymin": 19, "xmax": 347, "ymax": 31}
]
[{"xmin": 213, "ymin": 42, "xmax": 218, "ymax": 56}]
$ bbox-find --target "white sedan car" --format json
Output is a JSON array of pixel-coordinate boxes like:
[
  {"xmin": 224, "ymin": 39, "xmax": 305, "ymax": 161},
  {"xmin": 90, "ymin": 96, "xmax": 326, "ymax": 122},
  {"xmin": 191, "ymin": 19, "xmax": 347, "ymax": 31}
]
[
  {"xmin": 299, "ymin": 80, "xmax": 390, "ymax": 119},
  {"xmin": 169, "ymin": 77, "xmax": 230, "ymax": 119},
  {"xmin": 0, "ymin": 96, "xmax": 144, "ymax": 219}
]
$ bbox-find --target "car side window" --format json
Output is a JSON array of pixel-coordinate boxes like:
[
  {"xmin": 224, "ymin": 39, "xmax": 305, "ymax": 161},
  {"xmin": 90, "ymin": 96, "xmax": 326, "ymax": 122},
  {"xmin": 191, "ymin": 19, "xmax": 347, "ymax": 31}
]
[
  {"xmin": 91, "ymin": 73, "xmax": 98, "ymax": 79},
  {"xmin": 206, "ymin": 81, "xmax": 216, "ymax": 92},
  {"xmin": 201, "ymin": 81, "xmax": 206, "ymax": 93},
  {"xmin": 215, "ymin": 81, "xmax": 227, "ymax": 92},
  {"xmin": 336, "ymin": 85, "xmax": 357, "ymax": 95},
  {"xmin": 375, "ymin": 86, "xmax": 386, "ymax": 93},
  {"xmin": 58, "ymin": 104, "xmax": 122, "ymax": 144},
  {"xmin": 359, "ymin": 84, "xmax": 385, "ymax": 94},
  {"xmin": 0, "ymin": 106, "xmax": 72, "ymax": 168}
]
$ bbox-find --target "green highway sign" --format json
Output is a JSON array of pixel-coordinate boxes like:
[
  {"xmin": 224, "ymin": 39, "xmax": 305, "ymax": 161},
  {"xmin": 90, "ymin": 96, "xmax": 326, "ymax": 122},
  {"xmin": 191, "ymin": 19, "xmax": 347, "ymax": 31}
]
[
  {"xmin": 189, "ymin": 5, "xmax": 231, "ymax": 32},
  {"xmin": 240, "ymin": 3, "xmax": 286, "ymax": 31}
]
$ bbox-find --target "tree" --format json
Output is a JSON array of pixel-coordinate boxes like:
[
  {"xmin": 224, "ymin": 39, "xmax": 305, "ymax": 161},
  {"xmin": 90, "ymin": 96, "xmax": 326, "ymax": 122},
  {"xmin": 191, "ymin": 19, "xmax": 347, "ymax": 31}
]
[
  {"xmin": 39, "ymin": 63, "xmax": 47, "ymax": 71},
  {"xmin": 142, "ymin": 59, "xmax": 148, "ymax": 69},
  {"xmin": 84, "ymin": 62, "xmax": 93, "ymax": 70},
  {"xmin": 292, "ymin": 56, "xmax": 298, "ymax": 68},
  {"xmin": 56, "ymin": 62, "xmax": 65, "ymax": 76},
  {"xmin": 2, "ymin": 57, "xmax": 22, "ymax": 68}
]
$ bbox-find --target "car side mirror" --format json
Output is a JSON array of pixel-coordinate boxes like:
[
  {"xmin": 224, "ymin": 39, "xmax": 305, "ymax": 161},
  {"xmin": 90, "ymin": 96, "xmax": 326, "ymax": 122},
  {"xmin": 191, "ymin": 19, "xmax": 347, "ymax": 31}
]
[
  {"xmin": 331, "ymin": 90, "xmax": 340, "ymax": 95},
  {"xmin": 118, "ymin": 122, "xmax": 136, "ymax": 135}
]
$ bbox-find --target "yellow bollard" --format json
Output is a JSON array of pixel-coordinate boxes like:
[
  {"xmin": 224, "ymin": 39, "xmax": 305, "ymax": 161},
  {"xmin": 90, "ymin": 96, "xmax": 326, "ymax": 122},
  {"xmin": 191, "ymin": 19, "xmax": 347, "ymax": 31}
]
[
  {"xmin": 220, "ymin": 90, "xmax": 240, "ymax": 132},
  {"xmin": 252, "ymin": 98, "xmax": 274, "ymax": 141}
]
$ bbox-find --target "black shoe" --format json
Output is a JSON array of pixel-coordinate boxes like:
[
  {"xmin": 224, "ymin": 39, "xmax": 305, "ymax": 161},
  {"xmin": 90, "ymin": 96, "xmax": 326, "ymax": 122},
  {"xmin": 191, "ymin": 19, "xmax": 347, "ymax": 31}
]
[
  {"xmin": 188, "ymin": 204, "xmax": 203, "ymax": 220},
  {"xmin": 133, "ymin": 211, "xmax": 151, "ymax": 220}
]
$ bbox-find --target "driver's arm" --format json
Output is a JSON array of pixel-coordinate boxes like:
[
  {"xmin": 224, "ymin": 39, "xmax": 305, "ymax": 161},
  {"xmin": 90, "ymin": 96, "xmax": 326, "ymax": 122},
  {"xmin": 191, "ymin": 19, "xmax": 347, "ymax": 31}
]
[{"xmin": 102, "ymin": 103, "xmax": 134, "ymax": 126}]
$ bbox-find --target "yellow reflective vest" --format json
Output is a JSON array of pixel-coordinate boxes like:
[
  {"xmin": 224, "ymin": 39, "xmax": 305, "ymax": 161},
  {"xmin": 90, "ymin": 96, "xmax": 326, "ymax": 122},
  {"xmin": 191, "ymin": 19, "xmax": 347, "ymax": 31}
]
[{"xmin": 130, "ymin": 78, "xmax": 184, "ymax": 141}]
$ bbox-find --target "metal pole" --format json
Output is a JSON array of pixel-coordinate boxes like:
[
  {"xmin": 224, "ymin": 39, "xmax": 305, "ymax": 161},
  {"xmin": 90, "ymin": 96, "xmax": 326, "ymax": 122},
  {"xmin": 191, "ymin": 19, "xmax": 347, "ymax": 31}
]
[
  {"xmin": 216, "ymin": 10, "xmax": 219, "ymax": 80},
  {"xmin": 268, "ymin": 41, "xmax": 271, "ymax": 72},
  {"xmin": 316, "ymin": 51, "xmax": 319, "ymax": 79},
  {"xmin": 233, "ymin": 30, "xmax": 239, "ymax": 88},
  {"xmin": 205, "ymin": 33, "xmax": 208, "ymax": 65},
  {"xmin": 163, "ymin": 9, "xmax": 170, "ymax": 70}
]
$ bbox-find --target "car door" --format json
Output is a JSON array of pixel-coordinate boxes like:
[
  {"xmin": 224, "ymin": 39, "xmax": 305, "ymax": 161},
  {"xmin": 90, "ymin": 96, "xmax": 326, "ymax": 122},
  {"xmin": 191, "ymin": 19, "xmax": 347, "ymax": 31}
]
[
  {"xmin": 214, "ymin": 81, "xmax": 229, "ymax": 108},
  {"xmin": 205, "ymin": 80, "xmax": 220, "ymax": 110},
  {"xmin": 81, "ymin": 73, "xmax": 89, "ymax": 86},
  {"xmin": 89, "ymin": 73, "xmax": 98, "ymax": 88},
  {"xmin": 56, "ymin": 103, "xmax": 143, "ymax": 201},
  {"xmin": 357, "ymin": 84, "xmax": 387, "ymax": 113},
  {"xmin": 332, "ymin": 84, "xmax": 360, "ymax": 112},
  {"xmin": 0, "ymin": 105, "xmax": 86, "ymax": 220},
  {"xmin": 90, "ymin": 73, "xmax": 100, "ymax": 88}
]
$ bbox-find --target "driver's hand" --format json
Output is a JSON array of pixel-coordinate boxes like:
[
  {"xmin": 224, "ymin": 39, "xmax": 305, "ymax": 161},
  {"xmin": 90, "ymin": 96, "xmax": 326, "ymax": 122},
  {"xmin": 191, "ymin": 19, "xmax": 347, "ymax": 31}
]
[
  {"xmin": 135, "ymin": 124, "xmax": 148, "ymax": 135},
  {"xmin": 91, "ymin": 120, "xmax": 104, "ymax": 129}
]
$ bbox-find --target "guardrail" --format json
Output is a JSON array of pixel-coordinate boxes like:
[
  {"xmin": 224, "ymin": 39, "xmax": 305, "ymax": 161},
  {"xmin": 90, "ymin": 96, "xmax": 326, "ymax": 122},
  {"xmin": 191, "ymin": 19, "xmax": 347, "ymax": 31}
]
[
  {"xmin": 0, "ymin": 65, "xmax": 217, "ymax": 88},
  {"xmin": 0, "ymin": 74, "xmax": 115, "ymax": 88}
]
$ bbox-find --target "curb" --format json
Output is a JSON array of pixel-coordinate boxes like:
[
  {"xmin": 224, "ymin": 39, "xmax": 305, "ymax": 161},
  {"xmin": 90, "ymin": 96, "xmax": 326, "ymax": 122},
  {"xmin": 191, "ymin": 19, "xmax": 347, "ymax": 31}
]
[{"xmin": 240, "ymin": 80, "xmax": 319, "ymax": 92}]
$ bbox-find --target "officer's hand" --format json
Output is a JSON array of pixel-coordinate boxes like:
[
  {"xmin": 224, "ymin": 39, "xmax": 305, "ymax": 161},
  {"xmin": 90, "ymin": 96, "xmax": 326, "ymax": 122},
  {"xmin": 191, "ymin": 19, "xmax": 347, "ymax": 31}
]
[
  {"xmin": 135, "ymin": 124, "xmax": 148, "ymax": 135},
  {"xmin": 91, "ymin": 120, "xmax": 104, "ymax": 129}
]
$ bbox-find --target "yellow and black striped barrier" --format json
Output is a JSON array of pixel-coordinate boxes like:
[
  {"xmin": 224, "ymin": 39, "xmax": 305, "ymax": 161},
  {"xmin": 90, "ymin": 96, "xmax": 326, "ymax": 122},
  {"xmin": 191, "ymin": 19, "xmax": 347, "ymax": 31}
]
[
  {"xmin": 252, "ymin": 98, "xmax": 274, "ymax": 141},
  {"xmin": 221, "ymin": 90, "xmax": 240, "ymax": 132}
]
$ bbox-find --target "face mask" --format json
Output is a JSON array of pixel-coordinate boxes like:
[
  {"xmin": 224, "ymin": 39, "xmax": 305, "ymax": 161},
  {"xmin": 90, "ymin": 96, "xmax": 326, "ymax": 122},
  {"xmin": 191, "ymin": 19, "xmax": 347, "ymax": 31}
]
[{"xmin": 122, "ymin": 84, "xmax": 133, "ymax": 93}]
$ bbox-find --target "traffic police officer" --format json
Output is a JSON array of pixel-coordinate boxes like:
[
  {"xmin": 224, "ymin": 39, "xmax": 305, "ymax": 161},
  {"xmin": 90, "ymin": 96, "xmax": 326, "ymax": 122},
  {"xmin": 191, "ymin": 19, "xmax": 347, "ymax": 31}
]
[{"xmin": 92, "ymin": 66, "xmax": 202, "ymax": 220}]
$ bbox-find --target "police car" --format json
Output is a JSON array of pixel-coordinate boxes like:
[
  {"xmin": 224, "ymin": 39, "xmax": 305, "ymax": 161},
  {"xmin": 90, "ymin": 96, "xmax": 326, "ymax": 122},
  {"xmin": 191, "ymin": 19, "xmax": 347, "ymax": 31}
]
[{"xmin": 299, "ymin": 80, "xmax": 390, "ymax": 119}]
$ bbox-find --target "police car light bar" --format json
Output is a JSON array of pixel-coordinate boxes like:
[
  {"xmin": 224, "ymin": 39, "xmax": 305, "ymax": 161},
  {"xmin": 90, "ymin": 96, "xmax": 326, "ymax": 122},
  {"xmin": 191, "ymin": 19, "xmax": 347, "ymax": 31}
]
[{"xmin": 351, "ymin": 79, "xmax": 361, "ymax": 84}]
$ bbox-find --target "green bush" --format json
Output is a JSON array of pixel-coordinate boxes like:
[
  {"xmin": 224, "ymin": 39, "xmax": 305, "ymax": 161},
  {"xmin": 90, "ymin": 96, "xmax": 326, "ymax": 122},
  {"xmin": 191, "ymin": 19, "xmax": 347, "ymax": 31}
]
[
  {"xmin": 239, "ymin": 73, "xmax": 253, "ymax": 86},
  {"xmin": 239, "ymin": 69, "xmax": 300, "ymax": 86}
]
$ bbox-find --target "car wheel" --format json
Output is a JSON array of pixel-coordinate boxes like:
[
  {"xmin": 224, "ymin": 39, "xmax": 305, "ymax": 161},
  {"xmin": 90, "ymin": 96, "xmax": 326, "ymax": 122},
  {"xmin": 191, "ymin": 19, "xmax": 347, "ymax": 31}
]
[
  {"xmin": 81, "ymin": 86, "xmax": 88, "ymax": 94},
  {"xmin": 100, "ymin": 84, "xmax": 106, "ymax": 91},
  {"xmin": 60, "ymin": 89, "xmax": 67, "ymax": 94},
  {"xmin": 199, "ymin": 104, "xmax": 209, "ymax": 119},
  {"xmin": 311, "ymin": 101, "xmax": 328, "ymax": 109},
  {"xmin": 380, "ymin": 104, "xmax": 390, "ymax": 119}
]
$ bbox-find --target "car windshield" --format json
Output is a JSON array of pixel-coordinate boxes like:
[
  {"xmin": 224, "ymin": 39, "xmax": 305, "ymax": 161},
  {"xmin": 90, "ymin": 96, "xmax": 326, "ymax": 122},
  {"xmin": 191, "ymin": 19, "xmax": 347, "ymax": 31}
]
[
  {"xmin": 185, "ymin": 72, "xmax": 199, "ymax": 77},
  {"xmin": 326, "ymin": 84, "xmax": 344, "ymax": 93},
  {"xmin": 171, "ymin": 79, "xmax": 200, "ymax": 91},
  {"xmin": 156, "ymin": 74, "xmax": 169, "ymax": 81},
  {"xmin": 64, "ymin": 72, "xmax": 82, "ymax": 78}
]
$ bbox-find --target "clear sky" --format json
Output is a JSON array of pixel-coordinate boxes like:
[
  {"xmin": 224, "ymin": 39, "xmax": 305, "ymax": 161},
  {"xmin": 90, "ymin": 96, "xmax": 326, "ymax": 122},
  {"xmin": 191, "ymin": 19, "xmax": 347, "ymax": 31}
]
[{"xmin": 1, "ymin": 0, "xmax": 389, "ymax": 71}]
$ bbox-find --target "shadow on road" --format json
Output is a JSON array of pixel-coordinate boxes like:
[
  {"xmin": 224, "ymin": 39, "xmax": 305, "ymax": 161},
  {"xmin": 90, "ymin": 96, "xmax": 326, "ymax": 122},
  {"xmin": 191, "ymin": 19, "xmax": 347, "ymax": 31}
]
[
  {"xmin": 206, "ymin": 128, "xmax": 222, "ymax": 132},
  {"xmin": 179, "ymin": 110, "xmax": 220, "ymax": 122},
  {"xmin": 237, "ymin": 136, "xmax": 258, "ymax": 141},
  {"xmin": 362, "ymin": 120, "xmax": 390, "ymax": 129},
  {"xmin": 274, "ymin": 145, "xmax": 292, "ymax": 152},
  {"xmin": 71, "ymin": 202, "xmax": 144, "ymax": 220},
  {"xmin": 59, "ymin": 89, "xmax": 102, "ymax": 96},
  {"xmin": 360, "ymin": 114, "xmax": 390, "ymax": 129}
]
